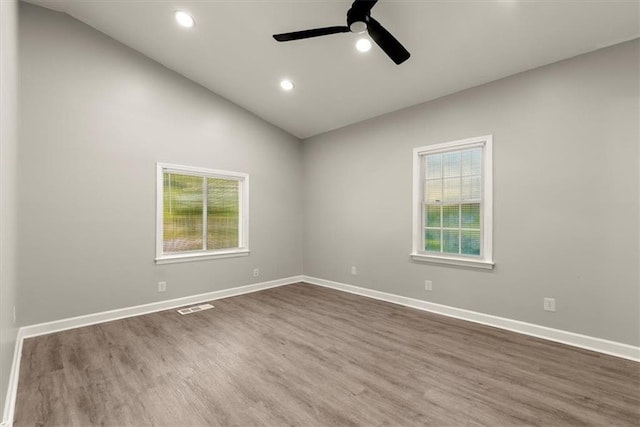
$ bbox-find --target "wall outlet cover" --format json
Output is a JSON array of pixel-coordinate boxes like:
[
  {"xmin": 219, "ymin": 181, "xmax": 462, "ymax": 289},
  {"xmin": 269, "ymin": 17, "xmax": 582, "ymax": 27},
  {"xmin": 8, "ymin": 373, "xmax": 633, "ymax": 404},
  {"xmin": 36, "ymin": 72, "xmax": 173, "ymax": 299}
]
[{"xmin": 544, "ymin": 297, "xmax": 556, "ymax": 312}]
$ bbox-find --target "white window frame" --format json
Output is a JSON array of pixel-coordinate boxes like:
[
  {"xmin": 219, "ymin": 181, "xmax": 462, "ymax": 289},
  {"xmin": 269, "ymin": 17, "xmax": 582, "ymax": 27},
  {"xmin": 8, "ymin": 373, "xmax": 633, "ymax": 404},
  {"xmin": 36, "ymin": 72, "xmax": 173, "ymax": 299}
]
[
  {"xmin": 411, "ymin": 135, "xmax": 494, "ymax": 269},
  {"xmin": 155, "ymin": 163, "xmax": 249, "ymax": 264}
]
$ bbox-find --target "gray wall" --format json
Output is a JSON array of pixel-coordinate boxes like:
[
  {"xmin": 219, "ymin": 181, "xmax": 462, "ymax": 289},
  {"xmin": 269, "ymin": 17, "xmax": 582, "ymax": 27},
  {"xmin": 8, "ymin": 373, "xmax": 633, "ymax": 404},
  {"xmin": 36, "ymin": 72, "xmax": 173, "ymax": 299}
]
[
  {"xmin": 0, "ymin": 0, "xmax": 19, "ymax": 416},
  {"xmin": 18, "ymin": 3, "xmax": 302, "ymax": 326},
  {"xmin": 303, "ymin": 40, "xmax": 640, "ymax": 346}
]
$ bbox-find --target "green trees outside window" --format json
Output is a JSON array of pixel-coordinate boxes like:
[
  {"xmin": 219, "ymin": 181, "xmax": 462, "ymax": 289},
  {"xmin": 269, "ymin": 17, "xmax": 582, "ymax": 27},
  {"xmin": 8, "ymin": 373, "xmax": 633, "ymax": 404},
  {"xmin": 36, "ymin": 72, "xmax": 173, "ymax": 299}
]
[
  {"xmin": 163, "ymin": 173, "xmax": 239, "ymax": 254},
  {"xmin": 423, "ymin": 147, "xmax": 482, "ymax": 256}
]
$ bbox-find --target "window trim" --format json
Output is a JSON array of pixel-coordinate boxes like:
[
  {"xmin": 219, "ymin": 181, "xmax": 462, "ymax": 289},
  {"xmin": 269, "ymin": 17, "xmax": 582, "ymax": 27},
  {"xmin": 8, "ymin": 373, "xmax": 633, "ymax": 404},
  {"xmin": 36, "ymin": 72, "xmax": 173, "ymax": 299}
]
[
  {"xmin": 411, "ymin": 135, "xmax": 494, "ymax": 270},
  {"xmin": 155, "ymin": 163, "xmax": 250, "ymax": 264}
]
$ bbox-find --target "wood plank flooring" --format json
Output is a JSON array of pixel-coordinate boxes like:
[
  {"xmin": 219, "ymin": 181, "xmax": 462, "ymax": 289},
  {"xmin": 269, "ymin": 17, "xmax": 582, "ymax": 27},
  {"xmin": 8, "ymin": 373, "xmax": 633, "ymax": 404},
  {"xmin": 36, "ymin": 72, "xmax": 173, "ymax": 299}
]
[{"xmin": 14, "ymin": 283, "xmax": 640, "ymax": 426}]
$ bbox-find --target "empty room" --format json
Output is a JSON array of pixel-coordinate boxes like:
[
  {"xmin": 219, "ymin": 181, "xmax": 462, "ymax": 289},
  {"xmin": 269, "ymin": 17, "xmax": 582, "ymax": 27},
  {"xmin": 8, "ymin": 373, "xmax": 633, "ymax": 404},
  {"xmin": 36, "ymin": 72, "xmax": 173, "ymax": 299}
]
[{"xmin": 1, "ymin": 0, "xmax": 639, "ymax": 425}]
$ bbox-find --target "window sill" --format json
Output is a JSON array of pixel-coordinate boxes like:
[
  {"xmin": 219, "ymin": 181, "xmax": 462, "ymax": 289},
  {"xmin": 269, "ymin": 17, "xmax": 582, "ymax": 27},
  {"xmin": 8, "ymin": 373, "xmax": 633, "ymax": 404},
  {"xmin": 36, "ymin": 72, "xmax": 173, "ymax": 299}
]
[
  {"xmin": 410, "ymin": 252, "xmax": 494, "ymax": 270},
  {"xmin": 155, "ymin": 249, "xmax": 250, "ymax": 265}
]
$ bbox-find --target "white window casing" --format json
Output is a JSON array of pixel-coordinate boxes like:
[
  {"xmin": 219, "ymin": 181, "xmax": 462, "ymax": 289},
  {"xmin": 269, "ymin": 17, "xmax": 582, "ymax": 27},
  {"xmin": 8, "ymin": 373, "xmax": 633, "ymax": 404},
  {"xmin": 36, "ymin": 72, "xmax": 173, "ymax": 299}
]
[
  {"xmin": 155, "ymin": 163, "xmax": 249, "ymax": 264},
  {"xmin": 411, "ymin": 135, "xmax": 494, "ymax": 269}
]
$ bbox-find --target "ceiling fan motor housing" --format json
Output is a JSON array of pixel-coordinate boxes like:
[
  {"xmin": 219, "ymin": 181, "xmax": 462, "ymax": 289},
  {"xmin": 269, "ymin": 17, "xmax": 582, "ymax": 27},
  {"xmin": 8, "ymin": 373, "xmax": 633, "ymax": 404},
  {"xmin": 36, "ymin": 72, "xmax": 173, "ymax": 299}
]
[{"xmin": 347, "ymin": 3, "xmax": 371, "ymax": 33}]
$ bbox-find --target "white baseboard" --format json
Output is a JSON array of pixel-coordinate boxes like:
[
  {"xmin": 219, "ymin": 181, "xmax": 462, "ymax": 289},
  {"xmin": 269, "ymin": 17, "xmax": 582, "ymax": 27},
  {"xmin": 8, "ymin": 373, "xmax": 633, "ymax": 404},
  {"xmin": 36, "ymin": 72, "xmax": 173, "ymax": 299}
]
[
  {"xmin": 1, "ymin": 328, "xmax": 23, "ymax": 427},
  {"xmin": 21, "ymin": 275, "xmax": 303, "ymax": 338},
  {"xmin": 302, "ymin": 275, "xmax": 640, "ymax": 362},
  {"xmin": 1, "ymin": 275, "xmax": 303, "ymax": 425}
]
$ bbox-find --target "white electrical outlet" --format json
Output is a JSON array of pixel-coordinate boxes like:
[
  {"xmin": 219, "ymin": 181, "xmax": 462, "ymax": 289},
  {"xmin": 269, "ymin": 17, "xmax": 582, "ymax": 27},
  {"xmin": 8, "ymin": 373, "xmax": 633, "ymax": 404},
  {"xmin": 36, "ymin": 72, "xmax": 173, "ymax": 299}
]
[
  {"xmin": 544, "ymin": 297, "xmax": 556, "ymax": 312},
  {"xmin": 253, "ymin": 268, "xmax": 259, "ymax": 277},
  {"xmin": 158, "ymin": 281, "xmax": 167, "ymax": 292},
  {"xmin": 424, "ymin": 280, "xmax": 433, "ymax": 291},
  {"xmin": 351, "ymin": 266, "xmax": 357, "ymax": 275}
]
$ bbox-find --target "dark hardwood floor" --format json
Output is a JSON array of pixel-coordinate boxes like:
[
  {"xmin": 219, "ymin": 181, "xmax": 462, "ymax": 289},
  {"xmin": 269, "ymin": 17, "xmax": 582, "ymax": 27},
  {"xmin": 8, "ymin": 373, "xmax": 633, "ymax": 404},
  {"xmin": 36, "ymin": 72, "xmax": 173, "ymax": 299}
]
[{"xmin": 14, "ymin": 283, "xmax": 640, "ymax": 426}]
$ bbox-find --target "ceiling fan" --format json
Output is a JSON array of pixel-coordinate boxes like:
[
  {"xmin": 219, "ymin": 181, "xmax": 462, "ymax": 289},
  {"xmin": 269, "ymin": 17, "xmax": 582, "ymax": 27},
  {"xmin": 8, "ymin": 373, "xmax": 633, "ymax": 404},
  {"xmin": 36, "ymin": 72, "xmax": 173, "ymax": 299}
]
[{"xmin": 273, "ymin": 0, "xmax": 410, "ymax": 65}]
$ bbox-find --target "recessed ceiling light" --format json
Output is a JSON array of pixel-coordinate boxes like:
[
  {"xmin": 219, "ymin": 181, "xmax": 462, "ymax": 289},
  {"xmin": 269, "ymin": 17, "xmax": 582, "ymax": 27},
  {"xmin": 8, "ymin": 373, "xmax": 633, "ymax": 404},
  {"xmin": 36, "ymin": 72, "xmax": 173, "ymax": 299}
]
[
  {"xmin": 356, "ymin": 38, "xmax": 372, "ymax": 53},
  {"xmin": 280, "ymin": 79, "xmax": 294, "ymax": 91},
  {"xmin": 174, "ymin": 11, "xmax": 195, "ymax": 28}
]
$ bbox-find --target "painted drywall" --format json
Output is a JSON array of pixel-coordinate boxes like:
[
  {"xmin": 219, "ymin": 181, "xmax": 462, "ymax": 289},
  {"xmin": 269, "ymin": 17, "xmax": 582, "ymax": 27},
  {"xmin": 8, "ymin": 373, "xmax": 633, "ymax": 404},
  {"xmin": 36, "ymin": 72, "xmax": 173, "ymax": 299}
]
[
  {"xmin": 17, "ymin": 3, "xmax": 302, "ymax": 325},
  {"xmin": 0, "ymin": 0, "xmax": 19, "ymax": 418},
  {"xmin": 303, "ymin": 40, "xmax": 640, "ymax": 346}
]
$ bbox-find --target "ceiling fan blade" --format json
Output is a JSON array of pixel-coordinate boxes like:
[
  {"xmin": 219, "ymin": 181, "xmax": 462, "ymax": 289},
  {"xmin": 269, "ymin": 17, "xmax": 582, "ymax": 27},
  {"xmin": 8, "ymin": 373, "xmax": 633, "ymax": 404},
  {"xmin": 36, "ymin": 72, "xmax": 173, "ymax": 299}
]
[
  {"xmin": 273, "ymin": 26, "xmax": 350, "ymax": 42},
  {"xmin": 367, "ymin": 17, "xmax": 410, "ymax": 65}
]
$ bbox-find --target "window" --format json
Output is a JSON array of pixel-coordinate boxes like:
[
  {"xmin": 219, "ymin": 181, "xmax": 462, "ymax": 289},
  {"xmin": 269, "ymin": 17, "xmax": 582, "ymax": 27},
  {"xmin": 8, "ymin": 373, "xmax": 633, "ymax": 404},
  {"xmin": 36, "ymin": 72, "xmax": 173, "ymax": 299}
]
[
  {"xmin": 156, "ymin": 163, "xmax": 249, "ymax": 264},
  {"xmin": 411, "ymin": 136, "xmax": 493, "ymax": 269}
]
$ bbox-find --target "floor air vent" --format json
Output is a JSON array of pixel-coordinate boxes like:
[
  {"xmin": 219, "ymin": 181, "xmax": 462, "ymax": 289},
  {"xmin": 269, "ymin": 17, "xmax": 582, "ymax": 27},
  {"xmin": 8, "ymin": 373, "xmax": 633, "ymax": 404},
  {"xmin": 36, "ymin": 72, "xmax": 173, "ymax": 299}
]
[{"xmin": 177, "ymin": 303, "xmax": 214, "ymax": 315}]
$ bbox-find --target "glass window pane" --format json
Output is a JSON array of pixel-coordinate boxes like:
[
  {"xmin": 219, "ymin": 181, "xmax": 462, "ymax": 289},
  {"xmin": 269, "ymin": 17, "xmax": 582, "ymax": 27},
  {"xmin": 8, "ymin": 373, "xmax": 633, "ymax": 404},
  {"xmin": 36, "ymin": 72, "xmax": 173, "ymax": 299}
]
[
  {"xmin": 461, "ymin": 203, "xmax": 480, "ymax": 229},
  {"xmin": 426, "ymin": 154, "xmax": 442, "ymax": 179},
  {"xmin": 426, "ymin": 179, "xmax": 443, "ymax": 202},
  {"xmin": 425, "ymin": 229, "xmax": 441, "ymax": 252},
  {"xmin": 443, "ymin": 177, "xmax": 460, "ymax": 201},
  {"xmin": 443, "ymin": 230, "xmax": 460, "ymax": 254},
  {"xmin": 425, "ymin": 205, "xmax": 441, "ymax": 227},
  {"xmin": 461, "ymin": 230, "xmax": 481, "ymax": 256},
  {"xmin": 461, "ymin": 176, "xmax": 481, "ymax": 200},
  {"xmin": 207, "ymin": 178, "xmax": 239, "ymax": 250},
  {"xmin": 163, "ymin": 173, "xmax": 203, "ymax": 253},
  {"xmin": 442, "ymin": 205, "xmax": 459, "ymax": 228},
  {"xmin": 461, "ymin": 148, "xmax": 482, "ymax": 176},
  {"xmin": 443, "ymin": 151, "xmax": 461, "ymax": 177}
]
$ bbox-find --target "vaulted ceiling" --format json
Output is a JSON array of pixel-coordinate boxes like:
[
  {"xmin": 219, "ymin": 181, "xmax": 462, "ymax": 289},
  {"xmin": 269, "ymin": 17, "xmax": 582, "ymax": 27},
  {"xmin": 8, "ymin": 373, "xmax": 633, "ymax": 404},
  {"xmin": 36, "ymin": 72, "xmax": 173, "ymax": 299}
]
[{"xmin": 24, "ymin": 0, "xmax": 640, "ymax": 138}]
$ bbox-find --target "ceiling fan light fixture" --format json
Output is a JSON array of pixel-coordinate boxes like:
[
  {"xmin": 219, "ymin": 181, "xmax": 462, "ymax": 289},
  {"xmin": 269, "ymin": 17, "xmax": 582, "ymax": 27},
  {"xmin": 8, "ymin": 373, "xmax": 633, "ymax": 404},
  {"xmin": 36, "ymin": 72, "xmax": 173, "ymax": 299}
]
[
  {"xmin": 349, "ymin": 21, "xmax": 367, "ymax": 34},
  {"xmin": 356, "ymin": 38, "xmax": 372, "ymax": 52},
  {"xmin": 280, "ymin": 79, "xmax": 294, "ymax": 91},
  {"xmin": 174, "ymin": 11, "xmax": 195, "ymax": 28}
]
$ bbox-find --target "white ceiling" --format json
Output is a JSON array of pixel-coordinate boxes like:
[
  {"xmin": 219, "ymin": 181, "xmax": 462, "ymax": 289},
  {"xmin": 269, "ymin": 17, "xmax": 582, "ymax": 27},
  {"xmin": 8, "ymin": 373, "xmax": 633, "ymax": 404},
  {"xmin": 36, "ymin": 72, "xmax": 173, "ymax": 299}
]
[{"xmin": 24, "ymin": 0, "xmax": 640, "ymax": 139}]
